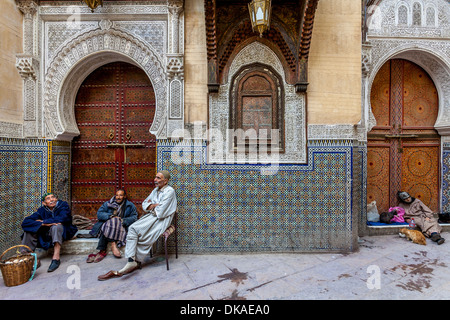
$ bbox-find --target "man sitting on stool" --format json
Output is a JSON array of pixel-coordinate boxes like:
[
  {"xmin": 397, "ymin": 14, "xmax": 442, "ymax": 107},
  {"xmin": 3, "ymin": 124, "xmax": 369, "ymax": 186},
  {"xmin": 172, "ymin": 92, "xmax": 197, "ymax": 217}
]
[{"xmin": 98, "ymin": 170, "xmax": 177, "ymax": 280}]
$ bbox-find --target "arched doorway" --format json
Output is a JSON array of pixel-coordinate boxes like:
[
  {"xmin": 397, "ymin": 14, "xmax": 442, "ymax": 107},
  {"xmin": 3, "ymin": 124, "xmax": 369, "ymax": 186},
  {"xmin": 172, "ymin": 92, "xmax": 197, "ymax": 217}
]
[
  {"xmin": 71, "ymin": 62, "xmax": 157, "ymax": 218},
  {"xmin": 367, "ymin": 59, "xmax": 440, "ymax": 213}
]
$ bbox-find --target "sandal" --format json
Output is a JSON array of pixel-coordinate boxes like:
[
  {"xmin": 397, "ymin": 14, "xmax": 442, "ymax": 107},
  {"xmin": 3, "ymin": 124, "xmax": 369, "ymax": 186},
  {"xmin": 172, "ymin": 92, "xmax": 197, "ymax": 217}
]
[
  {"xmin": 86, "ymin": 253, "xmax": 97, "ymax": 263},
  {"xmin": 94, "ymin": 251, "xmax": 107, "ymax": 263}
]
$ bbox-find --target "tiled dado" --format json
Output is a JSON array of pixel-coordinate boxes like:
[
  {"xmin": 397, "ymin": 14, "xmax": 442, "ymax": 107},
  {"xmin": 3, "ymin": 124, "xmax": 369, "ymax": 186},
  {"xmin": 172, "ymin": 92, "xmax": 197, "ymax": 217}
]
[
  {"xmin": 442, "ymin": 142, "xmax": 450, "ymax": 212},
  {"xmin": 0, "ymin": 136, "xmax": 365, "ymax": 254},
  {"xmin": 0, "ymin": 138, "xmax": 49, "ymax": 253},
  {"xmin": 157, "ymin": 139, "xmax": 363, "ymax": 253},
  {"xmin": 0, "ymin": 138, "xmax": 71, "ymax": 253}
]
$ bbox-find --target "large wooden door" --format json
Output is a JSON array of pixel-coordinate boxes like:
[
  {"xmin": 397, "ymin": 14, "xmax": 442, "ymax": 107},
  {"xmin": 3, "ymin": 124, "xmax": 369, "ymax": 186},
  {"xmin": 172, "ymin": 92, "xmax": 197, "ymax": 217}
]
[
  {"xmin": 368, "ymin": 59, "xmax": 440, "ymax": 213},
  {"xmin": 71, "ymin": 62, "xmax": 156, "ymax": 218}
]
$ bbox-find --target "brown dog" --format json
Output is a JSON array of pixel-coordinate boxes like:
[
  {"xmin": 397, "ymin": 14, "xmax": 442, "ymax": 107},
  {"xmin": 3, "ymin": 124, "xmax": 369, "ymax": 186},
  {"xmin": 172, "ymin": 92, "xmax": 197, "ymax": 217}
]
[{"xmin": 399, "ymin": 228, "xmax": 426, "ymax": 245}]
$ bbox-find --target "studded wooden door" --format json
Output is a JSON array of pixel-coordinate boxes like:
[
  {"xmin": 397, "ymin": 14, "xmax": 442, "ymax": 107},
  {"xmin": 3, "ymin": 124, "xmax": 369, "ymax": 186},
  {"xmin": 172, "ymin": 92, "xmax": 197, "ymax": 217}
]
[
  {"xmin": 368, "ymin": 59, "xmax": 440, "ymax": 213},
  {"xmin": 71, "ymin": 62, "xmax": 156, "ymax": 218}
]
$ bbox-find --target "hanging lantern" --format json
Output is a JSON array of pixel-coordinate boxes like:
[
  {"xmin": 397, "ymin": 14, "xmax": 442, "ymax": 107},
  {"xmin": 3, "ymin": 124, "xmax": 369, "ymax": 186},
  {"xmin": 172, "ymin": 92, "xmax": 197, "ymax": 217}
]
[
  {"xmin": 81, "ymin": 0, "xmax": 103, "ymax": 12},
  {"xmin": 248, "ymin": 0, "xmax": 272, "ymax": 37}
]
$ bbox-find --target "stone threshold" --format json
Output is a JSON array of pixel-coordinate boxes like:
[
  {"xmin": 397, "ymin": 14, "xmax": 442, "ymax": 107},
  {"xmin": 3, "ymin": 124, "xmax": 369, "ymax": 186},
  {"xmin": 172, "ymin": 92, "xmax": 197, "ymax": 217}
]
[{"xmin": 366, "ymin": 223, "xmax": 450, "ymax": 236}]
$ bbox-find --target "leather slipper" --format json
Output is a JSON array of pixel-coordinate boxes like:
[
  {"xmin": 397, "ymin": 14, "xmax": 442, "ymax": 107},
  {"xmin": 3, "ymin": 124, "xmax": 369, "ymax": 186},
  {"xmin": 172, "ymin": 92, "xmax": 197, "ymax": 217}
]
[
  {"xmin": 94, "ymin": 251, "xmax": 107, "ymax": 263},
  {"xmin": 86, "ymin": 253, "xmax": 97, "ymax": 263},
  {"xmin": 97, "ymin": 270, "xmax": 122, "ymax": 281}
]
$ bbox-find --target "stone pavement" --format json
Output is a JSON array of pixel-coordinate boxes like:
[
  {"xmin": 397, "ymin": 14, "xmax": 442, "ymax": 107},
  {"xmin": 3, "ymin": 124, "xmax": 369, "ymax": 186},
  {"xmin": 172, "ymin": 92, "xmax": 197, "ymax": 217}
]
[{"xmin": 1, "ymin": 232, "xmax": 450, "ymax": 301}]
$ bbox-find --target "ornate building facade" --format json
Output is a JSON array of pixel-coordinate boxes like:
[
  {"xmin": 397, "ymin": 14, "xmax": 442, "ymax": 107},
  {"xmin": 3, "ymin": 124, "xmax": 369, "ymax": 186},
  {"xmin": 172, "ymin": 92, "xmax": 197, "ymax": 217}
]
[
  {"xmin": 363, "ymin": 0, "xmax": 450, "ymax": 233},
  {"xmin": 0, "ymin": 0, "xmax": 448, "ymax": 254}
]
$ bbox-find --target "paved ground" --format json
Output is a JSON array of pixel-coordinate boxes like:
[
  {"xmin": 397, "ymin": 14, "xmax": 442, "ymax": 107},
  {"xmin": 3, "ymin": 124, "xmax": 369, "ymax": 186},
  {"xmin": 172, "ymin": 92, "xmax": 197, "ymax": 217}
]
[{"xmin": 1, "ymin": 232, "xmax": 450, "ymax": 301}]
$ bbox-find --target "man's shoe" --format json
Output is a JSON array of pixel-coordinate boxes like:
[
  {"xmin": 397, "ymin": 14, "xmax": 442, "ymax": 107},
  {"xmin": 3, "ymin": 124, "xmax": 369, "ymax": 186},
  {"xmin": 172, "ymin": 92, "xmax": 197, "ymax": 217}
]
[
  {"xmin": 86, "ymin": 253, "xmax": 97, "ymax": 263},
  {"xmin": 98, "ymin": 270, "xmax": 122, "ymax": 281},
  {"xmin": 431, "ymin": 233, "xmax": 441, "ymax": 242},
  {"xmin": 47, "ymin": 259, "xmax": 60, "ymax": 272},
  {"xmin": 437, "ymin": 237, "xmax": 445, "ymax": 245},
  {"xmin": 94, "ymin": 251, "xmax": 107, "ymax": 263}
]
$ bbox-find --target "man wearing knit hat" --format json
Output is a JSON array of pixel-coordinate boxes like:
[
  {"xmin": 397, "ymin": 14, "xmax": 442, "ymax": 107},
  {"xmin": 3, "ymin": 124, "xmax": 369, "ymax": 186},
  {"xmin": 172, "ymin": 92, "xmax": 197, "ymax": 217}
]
[
  {"xmin": 98, "ymin": 171, "xmax": 177, "ymax": 280},
  {"xmin": 397, "ymin": 191, "xmax": 445, "ymax": 245},
  {"xmin": 21, "ymin": 193, "xmax": 78, "ymax": 272}
]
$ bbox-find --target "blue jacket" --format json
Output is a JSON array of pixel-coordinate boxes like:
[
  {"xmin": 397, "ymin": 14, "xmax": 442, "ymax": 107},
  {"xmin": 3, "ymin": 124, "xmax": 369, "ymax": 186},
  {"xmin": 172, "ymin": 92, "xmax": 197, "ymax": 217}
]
[
  {"xmin": 21, "ymin": 200, "xmax": 78, "ymax": 250},
  {"xmin": 89, "ymin": 199, "xmax": 138, "ymax": 236}
]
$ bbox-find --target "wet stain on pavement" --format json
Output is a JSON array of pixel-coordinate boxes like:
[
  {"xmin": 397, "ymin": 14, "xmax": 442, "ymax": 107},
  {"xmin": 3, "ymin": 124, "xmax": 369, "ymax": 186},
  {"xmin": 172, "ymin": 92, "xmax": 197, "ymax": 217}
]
[
  {"xmin": 182, "ymin": 267, "xmax": 248, "ymax": 294},
  {"xmin": 217, "ymin": 268, "xmax": 248, "ymax": 285},
  {"xmin": 392, "ymin": 251, "xmax": 447, "ymax": 293},
  {"xmin": 218, "ymin": 289, "xmax": 247, "ymax": 300}
]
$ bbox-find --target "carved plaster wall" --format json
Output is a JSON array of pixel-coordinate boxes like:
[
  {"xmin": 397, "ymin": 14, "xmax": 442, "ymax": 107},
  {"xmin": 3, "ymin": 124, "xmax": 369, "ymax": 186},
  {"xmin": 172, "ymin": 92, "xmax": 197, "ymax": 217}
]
[
  {"xmin": 364, "ymin": 0, "xmax": 450, "ymax": 135},
  {"xmin": 44, "ymin": 26, "xmax": 167, "ymax": 140},
  {"xmin": 208, "ymin": 42, "xmax": 307, "ymax": 164},
  {"xmin": 7, "ymin": 1, "xmax": 185, "ymax": 141}
]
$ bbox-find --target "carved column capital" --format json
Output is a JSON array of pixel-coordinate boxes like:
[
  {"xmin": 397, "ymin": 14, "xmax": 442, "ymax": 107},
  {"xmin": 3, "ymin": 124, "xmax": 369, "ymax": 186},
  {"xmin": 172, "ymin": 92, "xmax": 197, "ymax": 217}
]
[
  {"xmin": 168, "ymin": 0, "xmax": 184, "ymax": 13},
  {"xmin": 15, "ymin": 0, "xmax": 38, "ymax": 18}
]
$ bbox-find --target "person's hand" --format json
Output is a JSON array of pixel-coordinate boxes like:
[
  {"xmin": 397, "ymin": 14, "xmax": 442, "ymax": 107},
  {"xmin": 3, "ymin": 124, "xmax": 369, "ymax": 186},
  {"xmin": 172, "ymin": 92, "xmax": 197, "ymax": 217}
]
[{"xmin": 41, "ymin": 222, "xmax": 61, "ymax": 227}]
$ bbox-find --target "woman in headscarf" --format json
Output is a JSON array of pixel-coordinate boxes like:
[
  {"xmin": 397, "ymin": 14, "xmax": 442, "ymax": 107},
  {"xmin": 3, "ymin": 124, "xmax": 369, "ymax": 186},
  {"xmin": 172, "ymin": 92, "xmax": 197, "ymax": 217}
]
[
  {"xmin": 86, "ymin": 189, "xmax": 138, "ymax": 262},
  {"xmin": 397, "ymin": 191, "xmax": 445, "ymax": 245}
]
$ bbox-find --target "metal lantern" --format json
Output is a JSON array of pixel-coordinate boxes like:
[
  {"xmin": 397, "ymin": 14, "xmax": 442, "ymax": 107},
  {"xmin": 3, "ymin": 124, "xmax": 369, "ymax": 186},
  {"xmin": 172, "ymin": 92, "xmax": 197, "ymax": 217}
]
[
  {"xmin": 248, "ymin": 0, "xmax": 272, "ymax": 37},
  {"xmin": 81, "ymin": 0, "xmax": 103, "ymax": 12}
]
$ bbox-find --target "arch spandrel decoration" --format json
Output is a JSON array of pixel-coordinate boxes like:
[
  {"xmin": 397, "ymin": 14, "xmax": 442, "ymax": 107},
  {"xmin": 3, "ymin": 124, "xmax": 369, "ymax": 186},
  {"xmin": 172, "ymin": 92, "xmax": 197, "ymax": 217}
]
[
  {"xmin": 43, "ymin": 28, "xmax": 167, "ymax": 141},
  {"xmin": 367, "ymin": 44, "xmax": 450, "ymax": 135}
]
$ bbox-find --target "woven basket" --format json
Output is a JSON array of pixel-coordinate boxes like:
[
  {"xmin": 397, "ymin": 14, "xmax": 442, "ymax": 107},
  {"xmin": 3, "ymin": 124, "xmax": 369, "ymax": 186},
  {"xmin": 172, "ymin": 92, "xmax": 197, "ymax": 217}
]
[{"xmin": 0, "ymin": 245, "xmax": 36, "ymax": 287}]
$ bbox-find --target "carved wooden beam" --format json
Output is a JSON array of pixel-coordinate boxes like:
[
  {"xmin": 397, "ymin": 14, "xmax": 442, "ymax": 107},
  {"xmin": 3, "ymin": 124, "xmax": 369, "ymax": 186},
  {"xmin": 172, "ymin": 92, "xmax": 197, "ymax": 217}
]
[
  {"xmin": 296, "ymin": 0, "xmax": 319, "ymax": 92},
  {"xmin": 205, "ymin": 0, "xmax": 219, "ymax": 92}
]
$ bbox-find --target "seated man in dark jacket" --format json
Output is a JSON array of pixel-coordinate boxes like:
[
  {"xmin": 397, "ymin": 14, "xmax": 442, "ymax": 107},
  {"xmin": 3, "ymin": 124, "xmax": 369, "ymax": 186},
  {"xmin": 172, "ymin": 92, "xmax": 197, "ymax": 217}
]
[
  {"xmin": 86, "ymin": 189, "xmax": 138, "ymax": 263},
  {"xmin": 21, "ymin": 193, "xmax": 78, "ymax": 272}
]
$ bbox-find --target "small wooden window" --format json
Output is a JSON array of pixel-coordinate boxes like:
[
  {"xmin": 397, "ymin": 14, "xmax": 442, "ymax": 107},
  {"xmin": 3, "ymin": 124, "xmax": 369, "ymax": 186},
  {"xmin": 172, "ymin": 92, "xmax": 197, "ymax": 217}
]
[{"xmin": 230, "ymin": 64, "xmax": 284, "ymax": 152}]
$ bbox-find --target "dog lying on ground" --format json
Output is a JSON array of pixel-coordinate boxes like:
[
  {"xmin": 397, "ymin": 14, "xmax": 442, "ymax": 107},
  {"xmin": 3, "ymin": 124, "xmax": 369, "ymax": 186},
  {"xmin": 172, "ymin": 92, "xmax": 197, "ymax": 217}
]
[{"xmin": 399, "ymin": 228, "xmax": 427, "ymax": 245}]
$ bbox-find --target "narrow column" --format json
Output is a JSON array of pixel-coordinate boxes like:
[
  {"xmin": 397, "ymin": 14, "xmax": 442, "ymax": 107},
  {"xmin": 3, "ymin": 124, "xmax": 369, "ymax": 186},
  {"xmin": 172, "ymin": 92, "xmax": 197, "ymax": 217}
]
[
  {"xmin": 166, "ymin": 0, "xmax": 185, "ymax": 137},
  {"xmin": 15, "ymin": 0, "xmax": 39, "ymax": 137}
]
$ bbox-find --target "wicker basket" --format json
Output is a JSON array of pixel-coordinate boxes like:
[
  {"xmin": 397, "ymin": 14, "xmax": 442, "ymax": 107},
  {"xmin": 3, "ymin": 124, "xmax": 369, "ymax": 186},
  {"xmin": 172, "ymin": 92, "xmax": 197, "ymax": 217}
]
[{"xmin": 0, "ymin": 245, "xmax": 36, "ymax": 287}]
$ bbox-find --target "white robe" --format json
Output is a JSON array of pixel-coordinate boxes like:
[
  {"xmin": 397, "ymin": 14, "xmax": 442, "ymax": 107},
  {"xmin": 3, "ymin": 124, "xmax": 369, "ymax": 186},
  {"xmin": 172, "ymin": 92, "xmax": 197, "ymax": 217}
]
[{"xmin": 124, "ymin": 185, "xmax": 177, "ymax": 262}]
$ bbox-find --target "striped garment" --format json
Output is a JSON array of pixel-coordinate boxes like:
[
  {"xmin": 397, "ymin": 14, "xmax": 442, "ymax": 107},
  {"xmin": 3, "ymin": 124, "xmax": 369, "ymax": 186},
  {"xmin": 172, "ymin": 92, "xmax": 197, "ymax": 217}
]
[{"xmin": 100, "ymin": 217, "xmax": 127, "ymax": 247}]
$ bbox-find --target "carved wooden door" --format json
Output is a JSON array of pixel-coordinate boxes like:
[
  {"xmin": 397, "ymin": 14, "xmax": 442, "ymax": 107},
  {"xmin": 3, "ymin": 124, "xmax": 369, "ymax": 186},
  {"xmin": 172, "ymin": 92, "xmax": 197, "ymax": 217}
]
[
  {"xmin": 368, "ymin": 59, "xmax": 440, "ymax": 213},
  {"xmin": 71, "ymin": 62, "xmax": 156, "ymax": 218}
]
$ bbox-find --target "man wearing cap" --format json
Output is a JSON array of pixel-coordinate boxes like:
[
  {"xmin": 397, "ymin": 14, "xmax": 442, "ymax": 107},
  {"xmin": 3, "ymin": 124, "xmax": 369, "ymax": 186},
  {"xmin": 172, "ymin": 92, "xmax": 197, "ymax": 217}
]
[
  {"xmin": 98, "ymin": 170, "xmax": 177, "ymax": 280},
  {"xmin": 397, "ymin": 191, "xmax": 445, "ymax": 245},
  {"xmin": 21, "ymin": 193, "xmax": 78, "ymax": 272}
]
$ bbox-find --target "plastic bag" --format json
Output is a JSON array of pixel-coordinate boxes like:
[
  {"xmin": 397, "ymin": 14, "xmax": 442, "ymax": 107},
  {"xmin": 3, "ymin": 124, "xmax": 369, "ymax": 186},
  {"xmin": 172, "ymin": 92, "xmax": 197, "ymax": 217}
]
[{"xmin": 367, "ymin": 201, "xmax": 379, "ymax": 222}]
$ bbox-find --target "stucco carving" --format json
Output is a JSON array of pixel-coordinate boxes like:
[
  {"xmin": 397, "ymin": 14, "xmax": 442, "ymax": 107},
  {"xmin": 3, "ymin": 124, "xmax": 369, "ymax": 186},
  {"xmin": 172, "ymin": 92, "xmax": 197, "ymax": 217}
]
[
  {"xmin": 43, "ymin": 27, "xmax": 167, "ymax": 140},
  {"xmin": 364, "ymin": 0, "xmax": 450, "ymax": 135},
  {"xmin": 209, "ymin": 42, "xmax": 307, "ymax": 164}
]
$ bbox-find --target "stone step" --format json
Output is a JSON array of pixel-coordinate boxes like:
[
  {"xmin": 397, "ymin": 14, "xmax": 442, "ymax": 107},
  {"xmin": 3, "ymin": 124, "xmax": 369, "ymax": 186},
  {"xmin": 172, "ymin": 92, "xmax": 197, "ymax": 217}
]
[
  {"xmin": 40, "ymin": 230, "xmax": 125, "ymax": 257},
  {"xmin": 367, "ymin": 223, "xmax": 450, "ymax": 236}
]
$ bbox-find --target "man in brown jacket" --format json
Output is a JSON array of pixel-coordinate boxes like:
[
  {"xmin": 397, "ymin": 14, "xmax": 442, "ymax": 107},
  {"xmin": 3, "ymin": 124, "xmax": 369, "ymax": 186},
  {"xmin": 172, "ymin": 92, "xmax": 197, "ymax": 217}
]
[{"xmin": 398, "ymin": 191, "xmax": 445, "ymax": 245}]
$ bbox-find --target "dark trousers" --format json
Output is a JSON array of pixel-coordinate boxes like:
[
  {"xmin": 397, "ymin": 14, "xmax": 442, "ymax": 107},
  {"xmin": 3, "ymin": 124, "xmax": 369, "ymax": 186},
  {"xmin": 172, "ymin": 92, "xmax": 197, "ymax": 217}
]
[
  {"xmin": 22, "ymin": 224, "xmax": 64, "ymax": 251},
  {"xmin": 96, "ymin": 234, "xmax": 115, "ymax": 251}
]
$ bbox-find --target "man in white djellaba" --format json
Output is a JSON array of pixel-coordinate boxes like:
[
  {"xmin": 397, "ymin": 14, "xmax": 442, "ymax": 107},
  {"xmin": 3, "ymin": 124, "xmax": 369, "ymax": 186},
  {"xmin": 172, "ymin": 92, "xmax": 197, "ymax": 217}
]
[{"xmin": 98, "ymin": 170, "xmax": 177, "ymax": 280}]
